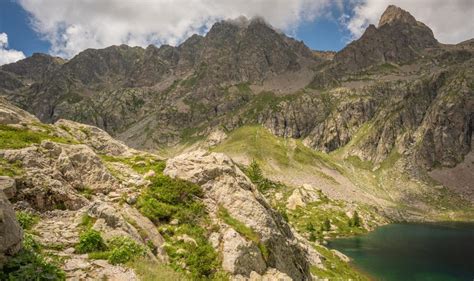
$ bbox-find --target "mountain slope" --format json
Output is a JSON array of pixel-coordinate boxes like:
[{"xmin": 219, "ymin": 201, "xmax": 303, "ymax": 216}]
[{"xmin": 0, "ymin": 5, "xmax": 473, "ymax": 215}]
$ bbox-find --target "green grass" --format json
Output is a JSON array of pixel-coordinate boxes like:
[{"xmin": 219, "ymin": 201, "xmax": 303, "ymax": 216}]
[
  {"xmin": 16, "ymin": 211, "xmax": 40, "ymax": 230},
  {"xmin": 0, "ymin": 159, "xmax": 23, "ymax": 177},
  {"xmin": 128, "ymin": 258, "xmax": 189, "ymax": 281},
  {"xmin": 0, "ymin": 124, "xmax": 75, "ymax": 149},
  {"xmin": 100, "ymin": 154, "xmax": 165, "ymax": 175},
  {"xmin": 311, "ymin": 245, "xmax": 369, "ymax": 280},
  {"xmin": 79, "ymin": 214, "xmax": 97, "ymax": 230},
  {"xmin": 87, "ymin": 236, "xmax": 146, "ymax": 265}
]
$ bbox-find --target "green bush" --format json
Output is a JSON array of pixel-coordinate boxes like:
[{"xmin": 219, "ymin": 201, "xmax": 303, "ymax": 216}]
[
  {"xmin": 16, "ymin": 211, "xmax": 39, "ymax": 230},
  {"xmin": 137, "ymin": 175, "xmax": 204, "ymax": 224},
  {"xmin": 323, "ymin": 218, "xmax": 331, "ymax": 231},
  {"xmin": 0, "ymin": 235, "xmax": 65, "ymax": 281},
  {"xmin": 107, "ymin": 236, "xmax": 145, "ymax": 265},
  {"xmin": 75, "ymin": 229, "xmax": 107, "ymax": 253},
  {"xmin": 185, "ymin": 242, "xmax": 218, "ymax": 278}
]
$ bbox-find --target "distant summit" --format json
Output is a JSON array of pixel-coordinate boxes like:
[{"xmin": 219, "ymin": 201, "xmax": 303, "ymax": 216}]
[
  {"xmin": 334, "ymin": 5, "xmax": 438, "ymax": 72},
  {"xmin": 378, "ymin": 5, "xmax": 418, "ymax": 27}
]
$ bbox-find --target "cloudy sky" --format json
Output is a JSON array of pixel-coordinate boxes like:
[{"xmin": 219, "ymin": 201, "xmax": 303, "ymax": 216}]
[{"xmin": 0, "ymin": 0, "xmax": 473, "ymax": 64}]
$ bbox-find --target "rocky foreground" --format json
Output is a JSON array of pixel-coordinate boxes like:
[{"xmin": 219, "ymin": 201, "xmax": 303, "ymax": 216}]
[{"xmin": 1, "ymin": 97, "xmax": 376, "ymax": 280}]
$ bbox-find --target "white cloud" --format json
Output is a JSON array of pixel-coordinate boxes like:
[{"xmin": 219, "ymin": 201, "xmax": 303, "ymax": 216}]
[
  {"xmin": 0, "ymin": 33, "xmax": 26, "ymax": 66},
  {"xmin": 347, "ymin": 0, "xmax": 474, "ymax": 44},
  {"xmin": 18, "ymin": 0, "xmax": 341, "ymax": 58}
]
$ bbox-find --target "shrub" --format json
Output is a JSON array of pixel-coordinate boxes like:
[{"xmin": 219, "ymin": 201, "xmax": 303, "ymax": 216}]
[
  {"xmin": 107, "ymin": 236, "xmax": 145, "ymax": 265},
  {"xmin": 16, "ymin": 211, "xmax": 39, "ymax": 230},
  {"xmin": 185, "ymin": 242, "xmax": 218, "ymax": 279},
  {"xmin": 0, "ymin": 235, "xmax": 65, "ymax": 281},
  {"xmin": 75, "ymin": 229, "xmax": 107, "ymax": 253},
  {"xmin": 323, "ymin": 218, "xmax": 331, "ymax": 231},
  {"xmin": 137, "ymin": 175, "xmax": 204, "ymax": 224}
]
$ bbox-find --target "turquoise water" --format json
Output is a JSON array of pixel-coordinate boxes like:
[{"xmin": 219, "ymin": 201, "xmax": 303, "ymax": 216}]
[{"xmin": 327, "ymin": 223, "xmax": 474, "ymax": 281}]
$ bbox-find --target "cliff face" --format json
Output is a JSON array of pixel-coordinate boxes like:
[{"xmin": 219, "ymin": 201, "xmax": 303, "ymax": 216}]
[
  {"xmin": 0, "ymin": 6, "xmax": 472, "ymax": 176},
  {"xmin": 333, "ymin": 5, "xmax": 438, "ymax": 72}
]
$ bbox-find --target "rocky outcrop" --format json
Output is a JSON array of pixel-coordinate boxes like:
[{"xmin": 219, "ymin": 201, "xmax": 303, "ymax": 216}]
[
  {"xmin": 55, "ymin": 119, "xmax": 137, "ymax": 156},
  {"xmin": 286, "ymin": 184, "xmax": 321, "ymax": 210},
  {"xmin": 0, "ymin": 141, "xmax": 119, "ymax": 210},
  {"xmin": 164, "ymin": 150, "xmax": 315, "ymax": 280},
  {"xmin": 0, "ymin": 178, "xmax": 23, "ymax": 266}
]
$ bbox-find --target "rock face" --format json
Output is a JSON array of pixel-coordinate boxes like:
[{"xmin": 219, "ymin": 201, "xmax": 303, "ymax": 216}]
[
  {"xmin": 164, "ymin": 150, "xmax": 314, "ymax": 279},
  {"xmin": 0, "ymin": 178, "xmax": 23, "ymax": 266},
  {"xmin": 0, "ymin": 141, "xmax": 119, "ymax": 210},
  {"xmin": 333, "ymin": 5, "xmax": 438, "ymax": 72},
  {"xmin": 1, "ymin": 5, "xmax": 470, "ymax": 176}
]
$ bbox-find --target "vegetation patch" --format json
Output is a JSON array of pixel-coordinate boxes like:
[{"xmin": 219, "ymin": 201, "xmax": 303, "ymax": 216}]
[
  {"xmin": 0, "ymin": 159, "xmax": 23, "ymax": 177},
  {"xmin": 16, "ymin": 211, "xmax": 40, "ymax": 230},
  {"xmin": 136, "ymin": 170, "xmax": 225, "ymax": 279},
  {"xmin": 128, "ymin": 258, "xmax": 189, "ymax": 281},
  {"xmin": 75, "ymin": 229, "xmax": 107, "ymax": 254},
  {"xmin": 137, "ymin": 175, "xmax": 204, "ymax": 224},
  {"xmin": 1, "ymin": 213, "xmax": 65, "ymax": 280},
  {"xmin": 243, "ymin": 160, "xmax": 284, "ymax": 193},
  {"xmin": 100, "ymin": 154, "xmax": 165, "ymax": 175},
  {"xmin": 0, "ymin": 124, "xmax": 75, "ymax": 149},
  {"xmin": 310, "ymin": 245, "xmax": 369, "ymax": 280}
]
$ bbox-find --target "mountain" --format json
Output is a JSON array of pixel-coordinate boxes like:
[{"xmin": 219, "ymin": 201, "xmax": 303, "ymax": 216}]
[
  {"xmin": 0, "ymin": 5, "xmax": 472, "ymax": 202},
  {"xmin": 333, "ymin": 5, "xmax": 438, "ymax": 72},
  {"xmin": 1, "ymin": 4, "xmax": 473, "ymax": 280}
]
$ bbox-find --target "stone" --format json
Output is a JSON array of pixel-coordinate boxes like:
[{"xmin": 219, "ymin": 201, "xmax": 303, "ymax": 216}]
[
  {"xmin": 0, "ymin": 192, "xmax": 23, "ymax": 266},
  {"xmin": 286, "ymin": 184, "xmax": 320, "ymax": 210},
  {"xmin": 0, "ymin": 176, "xmax": 16, "ymax": 200}
]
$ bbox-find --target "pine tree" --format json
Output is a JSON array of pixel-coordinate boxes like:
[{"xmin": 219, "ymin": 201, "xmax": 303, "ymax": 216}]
[
  {"xmin": 352, "ymin": 211, "xmax": 361, "ymax": 227},
  {"xmin": 247, "ymin": 159, "xmax": 263, "ymax": 183},
  {"xmin": 323, "ymin": 218, "xmax": 331, "ymax": 231}
]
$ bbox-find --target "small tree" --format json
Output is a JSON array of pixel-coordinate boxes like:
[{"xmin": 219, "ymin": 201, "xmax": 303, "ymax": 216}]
[
  {"xmin": 309, "ymin": 232, "xmax": 317, "ymax": 242},
  {"xmin": 247, "ymin": 159, "xmax": 263, "ymax": 183},
  {"xmin": 323, "ymin": 218, "xmax": 331, "ymax": 231},
  {"xmin": 306, "ymin": 222, "xmax": 315, "ymax": 232},
  {"xmin": 351, "ymin": 211, "xmax": 361, "ymax": 227}
]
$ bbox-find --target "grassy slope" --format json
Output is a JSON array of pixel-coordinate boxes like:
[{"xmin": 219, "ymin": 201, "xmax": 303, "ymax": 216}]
[{"xmin": 212, "ymin": 125, "xmax": 473, "ymax": 220}]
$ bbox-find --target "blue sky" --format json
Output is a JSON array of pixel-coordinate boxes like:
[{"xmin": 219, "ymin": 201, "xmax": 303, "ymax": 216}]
[
  {"xmin": 0, "ymin": 0, "xmax": 351, "ymax": 58},
  {"xmin": 0, "ymin": 0, "xmax": 50, "ymax": 55}
]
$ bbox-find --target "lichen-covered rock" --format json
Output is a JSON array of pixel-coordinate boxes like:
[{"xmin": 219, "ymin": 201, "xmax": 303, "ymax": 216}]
[{"xmin": 164, "ymin": 150, "xmax": 314, "ymax": 280}]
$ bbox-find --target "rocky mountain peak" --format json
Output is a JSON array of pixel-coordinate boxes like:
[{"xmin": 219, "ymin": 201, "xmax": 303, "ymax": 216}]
[
  {"xmin": 332, "ymin": 5, "xmax": 438, "ymax": 72},
  {"xmin": 378, "ymin": 5, "xmax": 417, "ymax": 27}
]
